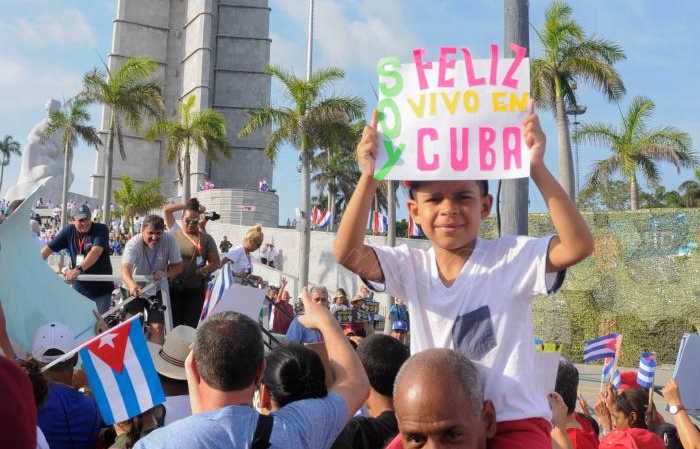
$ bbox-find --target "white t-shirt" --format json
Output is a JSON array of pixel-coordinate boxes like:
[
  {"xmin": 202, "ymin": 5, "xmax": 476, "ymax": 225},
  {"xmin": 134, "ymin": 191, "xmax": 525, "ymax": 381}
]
[
  {"xmin": 226, "ymin": 246, "xmax": 251, "ymax": 273},
  {"xmin": 368, "ymin": 235, "xmax": 564, "ymax": 423},
  {"xmin": 163, "ymin": 395, "xmax": 192, "ymax": 426}
]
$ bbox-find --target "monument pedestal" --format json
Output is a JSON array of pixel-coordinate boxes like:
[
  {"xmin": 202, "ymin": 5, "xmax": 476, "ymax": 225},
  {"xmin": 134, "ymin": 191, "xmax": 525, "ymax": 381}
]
[{"xmin": 194, "ymin": 188, "xmax": 278, "ymax": 227}]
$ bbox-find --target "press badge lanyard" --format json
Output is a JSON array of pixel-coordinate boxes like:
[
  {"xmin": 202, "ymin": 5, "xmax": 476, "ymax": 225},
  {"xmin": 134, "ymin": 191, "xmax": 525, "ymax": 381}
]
[
  {"xmin": 75, "ymin": 232, "xmax": 87, "ymax": 267},
  {"xmin": 181, "ymin": 232, "xmax": 202, "ymax": 262}
]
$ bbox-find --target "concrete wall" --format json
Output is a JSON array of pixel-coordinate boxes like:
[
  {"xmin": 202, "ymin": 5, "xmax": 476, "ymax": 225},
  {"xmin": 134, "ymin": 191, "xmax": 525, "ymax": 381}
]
[
  {"xmin": 92, "ymin": 0, "xmax": 277, "ymax": 224},
  {"xmin": 205, "ymin": 0, "xmax": 273, "ymax": 192},
  {"xmin": 91, "ymin": 0, "xmax": 176, "ymax": 199},
  {"xmin": 194, "ymin": 188, "xmax": 278, "ymax": 227},
  {"xmin": 204, "ymin": 221, "xmax": 429, "ymax": 299}
]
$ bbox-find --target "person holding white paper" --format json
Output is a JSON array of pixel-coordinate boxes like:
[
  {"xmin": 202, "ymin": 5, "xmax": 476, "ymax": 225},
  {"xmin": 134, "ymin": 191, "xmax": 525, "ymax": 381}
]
[{"xmin": 334, "ymin": 108, "xmax": 593, "ymax": 449}]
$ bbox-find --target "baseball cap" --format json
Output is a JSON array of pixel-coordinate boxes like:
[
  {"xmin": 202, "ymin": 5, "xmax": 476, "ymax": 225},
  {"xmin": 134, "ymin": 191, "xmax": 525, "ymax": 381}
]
[
  {"xmin": 71, "ymin": 204, "xmax": 91, "ymax": 220},
  {"xmin": 32, "ymin": 322, "xmax": 76, "ymax": 363}
]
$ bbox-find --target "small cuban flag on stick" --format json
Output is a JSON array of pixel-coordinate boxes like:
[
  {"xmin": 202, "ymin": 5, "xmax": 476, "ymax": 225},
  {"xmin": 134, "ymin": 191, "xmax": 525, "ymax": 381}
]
[
  {"xmin": 79, "ymin": 315, "xmax": 165, "ymax": 424},
  {"xmin": 200, "ymin": 264, "xmax": 234, "ymax": 325},
  {"xmin": 583, "ymin": 333, "xmax": 621, "ymax": 363},
  {"xmin": 637, "ymin": 352, "xmax": 657, "ymax": 388}
]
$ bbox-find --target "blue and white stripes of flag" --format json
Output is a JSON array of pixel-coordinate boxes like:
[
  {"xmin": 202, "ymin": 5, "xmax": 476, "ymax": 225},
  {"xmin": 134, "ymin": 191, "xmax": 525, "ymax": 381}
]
[
  {"xmin": 636, "ymin": 352, "xmax": 657, "ymax": 389},
  {"xmin": 583, "ymin": 333, "xmax": 620, "ymax": 363},
  {"xmin": 79, "ymin": 315, "xmax": 165, "ymax": 425}
]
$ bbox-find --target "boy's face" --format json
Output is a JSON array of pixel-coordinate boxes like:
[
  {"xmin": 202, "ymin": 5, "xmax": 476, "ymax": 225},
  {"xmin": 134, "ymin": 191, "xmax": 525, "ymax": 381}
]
[{"xmin": 407, "ymin": 180, "xmax": 492, "ymax": 251}]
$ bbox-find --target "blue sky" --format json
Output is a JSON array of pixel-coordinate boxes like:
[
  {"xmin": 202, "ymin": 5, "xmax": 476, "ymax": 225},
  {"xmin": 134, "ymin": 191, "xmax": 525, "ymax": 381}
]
[{"xmin": 1, "ymin": 0, "xmax": 698, "ymax": 224}]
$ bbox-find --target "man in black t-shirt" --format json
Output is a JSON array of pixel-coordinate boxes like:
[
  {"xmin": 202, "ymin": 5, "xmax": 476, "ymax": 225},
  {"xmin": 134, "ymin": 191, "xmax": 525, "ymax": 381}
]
[
  {"xmin": 41, "ymin": 204, "xmax": 114, "ymax": 313},
  {"xmin": 331, "ymin": 334, "xmax": 410, "ymax": 449}
]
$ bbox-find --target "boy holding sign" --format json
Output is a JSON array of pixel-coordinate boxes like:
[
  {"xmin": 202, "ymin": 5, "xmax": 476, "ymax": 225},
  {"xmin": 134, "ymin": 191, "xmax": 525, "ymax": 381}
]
[{"xmin": 335, "ymin": 105, "xmax": 593, "ymax": 448}]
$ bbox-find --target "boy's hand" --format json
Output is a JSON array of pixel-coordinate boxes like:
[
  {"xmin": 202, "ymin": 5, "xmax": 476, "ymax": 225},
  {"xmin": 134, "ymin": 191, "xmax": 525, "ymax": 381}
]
[
  {"xmin": 523, "ymin": 105, "xmax": 546, "ymax": 167},
  {"xmin": 356, "ymin": 110, "xmax": 379, "ymax": 177}
]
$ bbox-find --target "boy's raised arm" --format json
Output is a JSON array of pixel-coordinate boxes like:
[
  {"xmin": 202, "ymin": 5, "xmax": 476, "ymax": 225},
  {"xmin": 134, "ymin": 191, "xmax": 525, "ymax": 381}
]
[
  {"xmin": 334, "ymin": 110, "xmax": 384, "ymax": 282},
  {"xmin": 523, "ymin": 112, "xmax": 594, "ymax": 273}
]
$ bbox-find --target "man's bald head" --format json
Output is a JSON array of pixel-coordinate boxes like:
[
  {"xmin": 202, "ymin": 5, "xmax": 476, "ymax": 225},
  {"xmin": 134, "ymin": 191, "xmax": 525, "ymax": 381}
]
[{"xmin": 393, "ymin": 349, "xmax": 496, "ymax": 449}]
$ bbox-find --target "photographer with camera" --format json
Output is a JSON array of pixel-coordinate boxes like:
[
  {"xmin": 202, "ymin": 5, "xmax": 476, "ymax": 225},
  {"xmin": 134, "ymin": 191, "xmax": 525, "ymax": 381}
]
[
  {"xmin": 163, "ymin": 199, "xmax": 220, "ymax": 328},
  {"xmin": 164, "ymin": 199, "xmax": 220, "ymax": 234},
  {"xmin": 122, "ymin": 215, "xmax": 184, "ymax": 344}
]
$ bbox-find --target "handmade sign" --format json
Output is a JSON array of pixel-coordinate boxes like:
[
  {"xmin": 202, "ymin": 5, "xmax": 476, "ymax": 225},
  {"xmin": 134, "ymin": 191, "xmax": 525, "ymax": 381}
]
[{"xmin": 375, "ymin": 43, "xmax": 530, "ymax": 181}]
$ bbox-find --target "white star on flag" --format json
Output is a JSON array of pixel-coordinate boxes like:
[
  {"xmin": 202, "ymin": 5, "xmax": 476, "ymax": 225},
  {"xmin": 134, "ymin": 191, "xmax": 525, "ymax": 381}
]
[{"xmin": 99, "ymin": 332, "xmax": 118, "ymax": 348}]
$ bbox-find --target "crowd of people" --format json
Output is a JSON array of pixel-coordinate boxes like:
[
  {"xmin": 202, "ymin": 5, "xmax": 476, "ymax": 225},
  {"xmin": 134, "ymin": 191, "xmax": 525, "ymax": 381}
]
[{"xmin": 1, "ymin": 110, "xmax": 699, "ymax": 449}]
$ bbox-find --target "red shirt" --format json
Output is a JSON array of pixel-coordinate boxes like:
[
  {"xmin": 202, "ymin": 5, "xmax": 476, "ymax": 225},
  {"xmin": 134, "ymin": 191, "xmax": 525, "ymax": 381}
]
[
  {"xmin": 567, "ymin": 413, "xmax": 599, "ymax": 449},
  {"xmin": 599, "ymin": 428, "xmax": 665, "ymax": 449}
]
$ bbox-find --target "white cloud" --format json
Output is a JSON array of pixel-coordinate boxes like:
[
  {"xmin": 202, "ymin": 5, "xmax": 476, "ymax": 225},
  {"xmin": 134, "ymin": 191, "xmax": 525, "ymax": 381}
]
[
  {"xmin": 16, "ymin": 10, "xmax": 96, "ymax": 46},
  {"xmin": 272, "ymin": 0, "xmax": 420, "ymax": 71},
  {"xmin": 0, "ymin": 57, "xmax": 83, "ymax": 109},
  {"xmin": 270, "ymin": 32, "xmax": 306, "ymax": 76}
]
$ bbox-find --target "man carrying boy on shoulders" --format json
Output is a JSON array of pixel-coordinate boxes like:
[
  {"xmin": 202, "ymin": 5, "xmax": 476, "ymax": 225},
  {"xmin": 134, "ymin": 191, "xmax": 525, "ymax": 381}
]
[{"xmin": 334, "ymin": 109, "xmax": 594, "ymax": 449}]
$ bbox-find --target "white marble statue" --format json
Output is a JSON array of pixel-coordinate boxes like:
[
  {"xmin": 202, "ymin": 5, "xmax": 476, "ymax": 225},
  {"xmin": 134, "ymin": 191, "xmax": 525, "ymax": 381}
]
[{"xmin": 5, "ymin": 99, "xmax": 73, "ymax": 204}]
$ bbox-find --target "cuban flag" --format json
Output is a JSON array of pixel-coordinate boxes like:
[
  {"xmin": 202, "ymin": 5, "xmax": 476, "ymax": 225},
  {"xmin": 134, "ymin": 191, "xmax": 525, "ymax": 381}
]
[
  {"xmin": 583, "ymin": 333, "xmax": 620, "ymax": 362},
  {"xmin": 200, "ymin": 264, "xmax": 234, "ymax": 324},
  {"xmin": 611, "ymin": 368, "xmax": 622, "ymax": 388},
  {"xmin": 637, "ymin": 352, "xmax": 657, "ymax": 388},
  {"xmin": 311, "ymin": 207, "xmax": 321, "ymax": 226},
  {"xmin": 602, "ymin": 357, "xmax": 622, "ymax": 387},
  {"xmin": 408, "ymin": 215, "xmax": 423, "ymax": 237},
  {"xmin": 372, "ymin": 210, "xmax": 388, "ymax": 233},
  {"xmin": 79, "ymin": 316, "xmax": 165, "ymax": 425},
  {"xmin": 602, "ymin": 357, "xmax": 615, "ymax": 382},
  {"xmin": 317, "ymin": 209, "xmax": 332, "ymax": 228}
]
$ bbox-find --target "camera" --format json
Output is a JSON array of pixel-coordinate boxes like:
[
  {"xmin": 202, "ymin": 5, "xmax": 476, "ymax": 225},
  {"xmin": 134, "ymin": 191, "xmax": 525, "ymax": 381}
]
[{"xmin": 204, "ymin": 211, "xmax": 220, "ymax": 221}]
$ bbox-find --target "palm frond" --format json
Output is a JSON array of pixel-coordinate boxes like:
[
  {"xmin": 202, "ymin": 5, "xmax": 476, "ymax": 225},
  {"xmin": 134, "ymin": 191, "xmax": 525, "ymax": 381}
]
[
  {"xmin": 586, "ymin": 157, "xmax": 621, "ymax": 189},
  {"xmin": 572, "ymin": 123, "xmax": 621, "ymax": 149}
]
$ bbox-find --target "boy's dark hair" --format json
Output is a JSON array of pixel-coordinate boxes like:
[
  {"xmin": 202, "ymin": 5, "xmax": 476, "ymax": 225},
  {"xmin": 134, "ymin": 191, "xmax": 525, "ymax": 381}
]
[
  {"xmin": 555, "ymin": 358, "xmax": 578, "ymax": 414},
  {"xmin": 184, "ymin": 198, "xmax": 201, "ymax": 214},
  {"xmin": 358, "ymin": 334, "xmax": 410, "ymax": 397},
  {"xmin": 408, "ymin": 180, "xmax": 489, "ymax": 200},
  {"xmin": 194, "ymin": 312, "xmax": 263, "ymax": 391},
  {"xmin": 142, "ymin": 214, "xmax": 165, "ymax": 231},
  {"xmin": 263, "ymin": 343, "xmax": 327, "ymax": 407}
]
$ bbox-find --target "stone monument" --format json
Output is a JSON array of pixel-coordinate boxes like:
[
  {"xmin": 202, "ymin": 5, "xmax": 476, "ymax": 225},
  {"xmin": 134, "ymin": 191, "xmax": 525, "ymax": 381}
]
[
  {"xmin": 5, "ymin": 99, "xmax": 73, "ymax": 204},
  {"xmin": 91, "ymin": 0, "xmax": 278, "ymax": 225}
]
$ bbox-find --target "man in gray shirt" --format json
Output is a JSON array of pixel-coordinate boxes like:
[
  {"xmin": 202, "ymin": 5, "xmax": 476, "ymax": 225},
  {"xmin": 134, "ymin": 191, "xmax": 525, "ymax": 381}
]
[{"xmin": 122, "ymin": 215, "xmax": 183, "ymax": 344}]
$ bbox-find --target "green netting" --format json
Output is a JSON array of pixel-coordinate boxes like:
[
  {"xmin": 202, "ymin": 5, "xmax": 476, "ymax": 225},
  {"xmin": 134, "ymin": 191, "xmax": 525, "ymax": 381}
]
[{"xmin": 479, "ymin": 209, "xmax": 700, "ymax": 365}]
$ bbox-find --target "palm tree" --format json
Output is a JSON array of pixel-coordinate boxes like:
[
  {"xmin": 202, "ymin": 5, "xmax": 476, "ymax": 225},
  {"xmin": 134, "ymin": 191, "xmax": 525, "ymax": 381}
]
[
  {"xmin": 44, "ymin": 97, "xmax": 101, "ymax": 227},
  {"xmin": 239, "ymin": 65, "xmax": 365, "ymax": 287},
  {"xmin": 114, "ymin": 175, "xmax": 165, "ymax": 232},
  {"xmin": 679, "ymin": 170, "xmax": 700, "ymax": 207},
  {"xmin": 312, "ymin": 120, "xmax": 365, "ymax": 230},
  {"xmin": 574, "ymin": 96, "xmax": 696, "ymax": 210},
  {"xmin": 532, "ymin": 1, "xmax": 626, "ymax": 199},
  {"xmin": 146, "ymin": 95, "xmax": 231, "ymax": 201},
  {"xmin": 81, "ymin": 57, "xmax": 164, "ymax": 225},
  {"xmin": 0, "ymin": 135, "xmax": 21, "ymax": 195}
]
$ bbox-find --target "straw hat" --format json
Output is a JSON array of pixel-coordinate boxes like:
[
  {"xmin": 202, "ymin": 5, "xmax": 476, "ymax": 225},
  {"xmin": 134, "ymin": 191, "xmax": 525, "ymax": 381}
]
[
  {"xmin": 351, "ymin": 295, "xmax": 364, "ymax": 304},
  {"xmin": 147, "ymin": 325, "xmax": 196, "ymax": 380}
]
